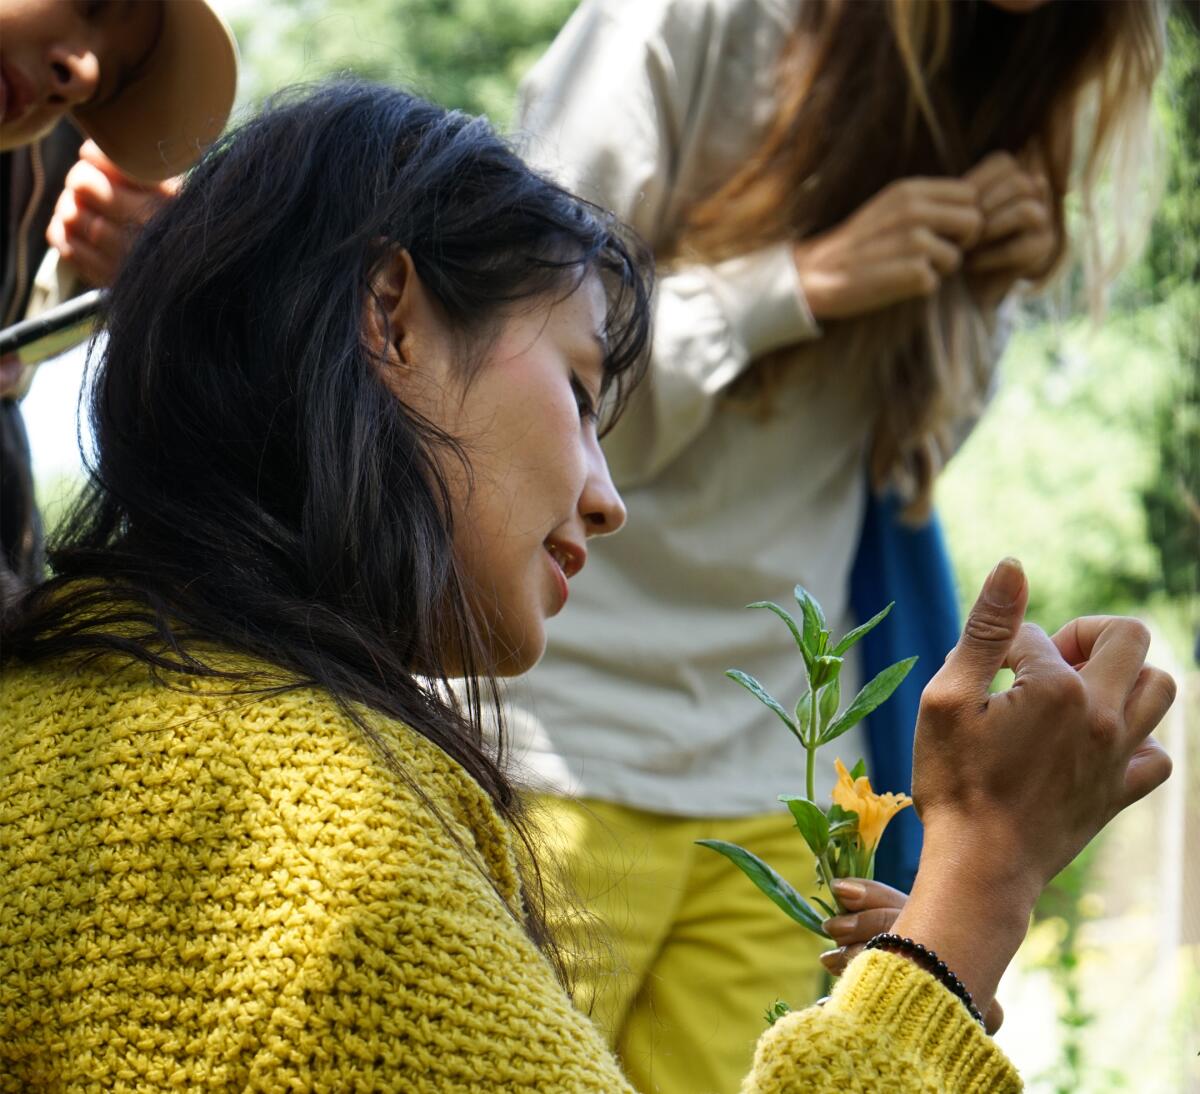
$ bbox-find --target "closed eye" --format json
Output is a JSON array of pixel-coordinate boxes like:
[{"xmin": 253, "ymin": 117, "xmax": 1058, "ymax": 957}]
[{"xmin": 571, "ymin": 374, "xmax": 599, "ymax": 423}]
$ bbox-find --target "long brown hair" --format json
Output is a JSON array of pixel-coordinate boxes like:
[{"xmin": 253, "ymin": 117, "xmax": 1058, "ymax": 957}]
[{"xmin": 682, "ymin": 0, "xmax": 1163, "ymax": 516}]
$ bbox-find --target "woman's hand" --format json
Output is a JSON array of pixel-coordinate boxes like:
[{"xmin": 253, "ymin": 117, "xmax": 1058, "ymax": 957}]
[
  {"xmin": 818, "ymin": 878, "xmax": 1004, "ymax": 1033},
  {"xmin": 963, "ymin": 152, "xmax": 1059, "ymax": 309},
  {"xmin": 793, "ymin": 177, "xmax": 983, "ymax": 320},
  {"xmin": 45, "ymin": 140, "xmax": 178, "ymax": 288},
  {"xmin": 890, "ymin": 558, "xmax": 1175, "ymax": 1015}
]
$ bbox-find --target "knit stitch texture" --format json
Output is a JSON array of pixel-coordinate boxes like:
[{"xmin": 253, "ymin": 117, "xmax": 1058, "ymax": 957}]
[{"xmin": 0, "ymin": 652, "xmax": 1020, "ymax": 1091}]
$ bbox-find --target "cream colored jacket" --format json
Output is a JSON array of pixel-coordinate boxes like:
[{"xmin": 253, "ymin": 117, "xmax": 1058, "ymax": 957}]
[{"xmin": 502, "ymin": 0, "xmax": 877, "ymax": 814}]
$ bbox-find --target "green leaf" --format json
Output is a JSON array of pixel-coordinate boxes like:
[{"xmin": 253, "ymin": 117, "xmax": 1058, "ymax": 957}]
[
  {"xmin": 849, "ymin": 757, "xmax": 867, "ymax": 781},
  {"xmin": 747, "ymin": 601, "xmax": 811, "ymax": 666},
  {"xmin": 831, "ymin": 602, "xmax": 895, "ymax": 657},
  {"xmin": 819, "ymin": 656, "xmax": 918, "ymax": 745},
  {"xmin": 726, "ymin": 669, "xmax": 799, "ymax": 740},
  {"xmin": 696, "ymin": 839, "xmax": 829, "ymax": 936},
  {"xmin": 811, "ymin": 894, "xmax": 840, "ymax": 919},
  {"xmin": 793, "ymin": 584, "xmax": 826, "ymax": 651},
  {"xmin": 764, "ymin": 1000, "xmax": 793, "ymax": 1027},
  {"xmin": 826, "ymin": 804, "xmax": 860, "ymax": 840},
  {"xmin": 779, "ymin": 795, "xmax": 830, "ymax": 856}
]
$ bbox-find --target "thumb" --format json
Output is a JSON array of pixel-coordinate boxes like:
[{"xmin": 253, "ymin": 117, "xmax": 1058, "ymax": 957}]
[{"xmin": 942, "ymin": 558, "xmax": 1028, "ymax": 696}]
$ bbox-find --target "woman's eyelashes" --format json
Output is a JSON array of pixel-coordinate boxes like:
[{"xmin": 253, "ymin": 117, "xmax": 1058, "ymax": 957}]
[{"xmin": 570, "ymin": 373, "xmax": 599, "ymax": 423}]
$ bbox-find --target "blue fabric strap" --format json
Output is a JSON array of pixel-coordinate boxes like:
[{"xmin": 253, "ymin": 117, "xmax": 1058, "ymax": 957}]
[{"xmin": 849, "ymin": 489, "xmax": 961, "ymax": 893}]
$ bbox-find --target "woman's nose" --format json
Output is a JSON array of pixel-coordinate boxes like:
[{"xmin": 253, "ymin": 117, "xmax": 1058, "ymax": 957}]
[
  {"xmin": 46, "ymin": 47, "xmax": 101, "ymax": 108},
  {"xmin": 579, "ymin": 451, "xmax": 627, "ymax": 538}
]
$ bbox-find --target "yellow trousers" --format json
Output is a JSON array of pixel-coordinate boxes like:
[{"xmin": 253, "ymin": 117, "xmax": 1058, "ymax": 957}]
[{"xmin": 531, "ymin": 795, "xmax": 828, "ymax": 1094}]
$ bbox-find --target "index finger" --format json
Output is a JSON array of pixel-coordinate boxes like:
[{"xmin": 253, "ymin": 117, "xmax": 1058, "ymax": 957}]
[
  {"xmin": 65, "ymin": 160, "xmax": 167, "ymax": 225},
  {"xmin": 964, "ymin": 151, "xmax": 1020, "ymax": 194},
  {"xmin": 1052, "ymin": 616, "xmax": 1151, "ymax": 703},
  {"xmin": 903, "ymin": 177, "xmax": 980, "ymax": 206},
  {"xmin": 78, "ymin": 140, "xmax": 158, "ymax": 191},
  {"xmin": 1002, "ymin": 620, "xmax": 1070, "ymax": 682}
]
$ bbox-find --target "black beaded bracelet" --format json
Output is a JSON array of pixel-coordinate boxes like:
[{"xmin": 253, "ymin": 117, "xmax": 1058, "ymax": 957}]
[{"xmin": 864, "ymin": 933, "xmax": 987, "ymax": 1030}]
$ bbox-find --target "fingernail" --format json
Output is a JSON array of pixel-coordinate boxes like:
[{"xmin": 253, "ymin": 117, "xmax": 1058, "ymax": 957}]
[
  {"xmin": 819, "ymin": 948, "xmax": 846, "ymax": 972},
  {"xmin": 832, "ymin": 880, "xmax": 865, "ymax": 901},
  {"xmin": 985, "ymin": 557, "xmax": 1024, "ymax": 606},
  {"xmin": 823, "ymin": 914, "xmax": 858, "ymax": 936}
]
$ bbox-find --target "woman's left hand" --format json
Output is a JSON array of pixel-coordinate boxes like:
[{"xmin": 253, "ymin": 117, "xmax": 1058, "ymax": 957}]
[
  {"xmin": 963, "ymin": 151, "xmax": 1059, "ymax": 310},
  {"xmin": 819, "ymin": 877, "xmax": 1005, "ymax": 1034}
]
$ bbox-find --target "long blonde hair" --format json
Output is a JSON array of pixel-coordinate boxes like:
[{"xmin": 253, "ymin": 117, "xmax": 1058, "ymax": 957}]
[{"xmin": 680, "ymin": 0, "xmax": 1164, "ymax": 517}]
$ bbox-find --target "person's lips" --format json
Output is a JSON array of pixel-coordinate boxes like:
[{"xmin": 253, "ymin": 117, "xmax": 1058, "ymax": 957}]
[
  {"xmin": 544, "ymin": 538, "xmax": 586, "ymax": 609},
  {"xmin": 1, "ymin": 61, "xmax": 35, "ymax": 125}
]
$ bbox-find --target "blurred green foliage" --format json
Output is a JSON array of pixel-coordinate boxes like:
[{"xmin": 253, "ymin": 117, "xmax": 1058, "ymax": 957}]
[
  {"xmin": 1135, "ymin": 12, "xmax": 1200, "ymax": 300},
  {"xmin": 228, "ymin": 0, "xmax": 577, "ymax": 122},
  {"xmin": 1137, "ymin": 11, "xmax": 1200, "ymax": 612}
]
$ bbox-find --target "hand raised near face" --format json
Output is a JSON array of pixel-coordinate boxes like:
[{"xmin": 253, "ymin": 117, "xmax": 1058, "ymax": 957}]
[
  {"xmin": 46, "ymin": 140, "xmax": 179, "ymax": 288},
  {"xmin": 963, "ymin": 151, "xmax": 1059, "ymax": 308}
]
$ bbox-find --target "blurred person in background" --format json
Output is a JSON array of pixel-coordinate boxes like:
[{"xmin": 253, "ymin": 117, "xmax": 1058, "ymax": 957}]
[
  {"xmin": 0, "ymin": 0, "xmax": 238, "ymax": 606},
  {"xmin": 509, "ymin": 0, "xmax": 1165, "ymax": 1089}
]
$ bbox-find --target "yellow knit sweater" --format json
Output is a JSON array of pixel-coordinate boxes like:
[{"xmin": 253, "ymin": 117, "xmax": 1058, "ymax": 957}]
[{"xmin": 0, "ymin": 652, "xmax": 1021, "ymax": 1092}]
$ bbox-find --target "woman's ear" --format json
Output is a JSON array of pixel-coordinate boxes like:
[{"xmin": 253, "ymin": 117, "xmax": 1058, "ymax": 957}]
[
  {"xmin": 363, "ymin": 248, "xmax": 452, "ymax": 383},
  {"xmin": 363, "ymin": 248, "xmax": 418, "ymax": 370}
]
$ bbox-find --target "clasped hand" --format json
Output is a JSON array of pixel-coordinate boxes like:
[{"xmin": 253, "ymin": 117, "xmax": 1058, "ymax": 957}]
[{"xmin": 794, "ymin": 151, "xmax": 1058, "ymax": 318}]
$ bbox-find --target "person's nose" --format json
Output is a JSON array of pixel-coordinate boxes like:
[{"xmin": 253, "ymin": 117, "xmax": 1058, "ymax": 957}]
[
  {"xmin": 579, "ymin": 443, "xmax": 626, "ymax": 538},
  {"xmin": 46, "ymin": 45, "xmax": 101, "ymax": 108}
]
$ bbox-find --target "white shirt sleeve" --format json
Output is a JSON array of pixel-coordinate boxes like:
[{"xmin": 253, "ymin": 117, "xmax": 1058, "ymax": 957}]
[{"xmin": 515, "ymin": 0, "xmax": 820, "ymax": 487}]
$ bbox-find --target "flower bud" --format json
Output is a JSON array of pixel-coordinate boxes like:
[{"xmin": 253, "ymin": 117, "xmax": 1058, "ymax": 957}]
[{"xmin": 818, "ymin": 678, "xmax": 840, "ymax": 726}]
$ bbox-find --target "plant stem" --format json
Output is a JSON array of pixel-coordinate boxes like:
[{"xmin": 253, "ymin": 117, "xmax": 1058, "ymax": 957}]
[{"xmin": 806, "ymin": 695, "xmax": 842, "ymax": 915}]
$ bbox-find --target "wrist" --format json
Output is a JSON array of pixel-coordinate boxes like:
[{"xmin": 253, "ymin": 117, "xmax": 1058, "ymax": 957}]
[{"xmin": 889, "ymin": 828, "xmax": 1038, "ymax": 1011}]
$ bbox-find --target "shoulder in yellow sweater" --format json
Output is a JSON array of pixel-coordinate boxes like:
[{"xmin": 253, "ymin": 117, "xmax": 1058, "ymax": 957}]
[{"xmin": 0, "ymin": 655, "xmax": 1019, "ymax": 1092}]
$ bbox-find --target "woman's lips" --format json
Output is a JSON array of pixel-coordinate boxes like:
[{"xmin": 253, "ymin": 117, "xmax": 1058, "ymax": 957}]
[
  {"xmin": 546, "ymin": 546, "xmax": 570, "ymax": 609},
  {"xmin": 1, "ymin": 62, "xmax": 35, "ymax": 125}
]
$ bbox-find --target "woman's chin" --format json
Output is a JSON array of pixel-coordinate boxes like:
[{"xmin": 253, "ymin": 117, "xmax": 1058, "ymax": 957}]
[{"xmin": 489, "ymin": 621, "xmax": 547, "ymax": 678}]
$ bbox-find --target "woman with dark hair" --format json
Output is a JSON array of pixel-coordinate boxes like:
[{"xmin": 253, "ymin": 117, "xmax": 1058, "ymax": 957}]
[{"xmin": 0, "ymin": 81, "xmax": 1174, "ymax": 1091}]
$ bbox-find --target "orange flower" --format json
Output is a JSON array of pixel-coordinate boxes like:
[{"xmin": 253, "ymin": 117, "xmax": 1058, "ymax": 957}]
[{"xmin": 831, "ymin": 758, "xmax": 913, "ymax": 852}]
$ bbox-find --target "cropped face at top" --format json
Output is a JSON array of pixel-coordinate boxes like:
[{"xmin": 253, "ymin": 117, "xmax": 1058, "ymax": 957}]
[
  {"xmin": 367, "ymin": 255, "xmax": 627, "ymax": 676},
  {"xmin": 0, "ymin": 0, "xmax": 162, "ymax": 151}
]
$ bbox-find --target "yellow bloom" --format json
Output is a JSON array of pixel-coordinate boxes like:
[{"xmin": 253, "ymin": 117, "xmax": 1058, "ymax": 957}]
[{"xmin": 831, "ymin": 758, "xmax": 913, "ymax": 852}]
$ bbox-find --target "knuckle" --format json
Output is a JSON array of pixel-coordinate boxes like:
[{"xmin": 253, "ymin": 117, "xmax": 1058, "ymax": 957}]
[
  {"xmin": 864, "ymin": 908, "xmax": 899, "ymax": 932},
  {"xmin": 1118, "ymin": 618, "xmax": 1151, "ymax": 650},
  {"xmin": 1155, "ymin": 668, "xmax": 1178, "ymax": 706},
  {"xmin": 963, "ymin": 608, "xmax": 1016, "ymax": 645},
  {"xmin": 914, "ymin": 263, "xmax": 939, "ymax": 294},
  {"xmin": 1089, "ymin": 707, "xmax": 1122, "ymax": 746},
  {"xmin": 919, "ymin": 679, "xmax": 959, "ymax": 719},
  {"xmin": 1051, "ymin": 666, "xmax": 1088, "ymax": 710},
  {"xmin": 1144, "ymin": 667, "xmax": 1178, "ymax": 711}
]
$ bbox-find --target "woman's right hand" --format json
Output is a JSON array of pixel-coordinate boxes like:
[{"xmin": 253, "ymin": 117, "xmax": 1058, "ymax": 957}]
[
  {"xmin": 792, "ymin": 177, "xmax": 983, "ymax": 320},
  {"xmin": 891, "ymin": 558, "xmax": 1175, "ymax": 1015}
]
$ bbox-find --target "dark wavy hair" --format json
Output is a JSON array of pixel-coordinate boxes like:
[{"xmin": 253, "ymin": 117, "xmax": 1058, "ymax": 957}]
[{"xmin": 0, "ymin": 80, "xmax": 652, "ymax": 967}]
